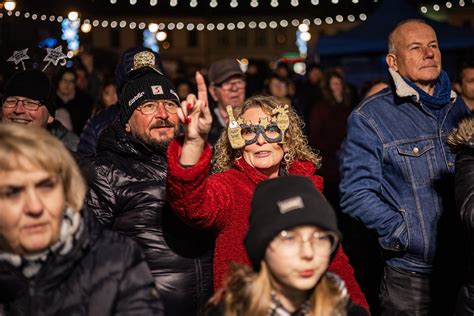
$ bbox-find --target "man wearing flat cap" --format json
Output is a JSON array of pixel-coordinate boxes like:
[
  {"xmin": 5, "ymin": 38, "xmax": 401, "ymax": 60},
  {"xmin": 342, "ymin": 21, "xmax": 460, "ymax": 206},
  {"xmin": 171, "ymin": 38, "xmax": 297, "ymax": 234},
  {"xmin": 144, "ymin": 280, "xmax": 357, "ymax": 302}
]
[
  {"xmin": 207, "ymin": 58, "xmax": 246, "ymax": 144},
  {"xmin": 1, "ymin": 69, "xmax": 79, "ymax": 151},
  {"xmin": 83, "ymin": 55, "xmax": 213, "ymax": 315}
]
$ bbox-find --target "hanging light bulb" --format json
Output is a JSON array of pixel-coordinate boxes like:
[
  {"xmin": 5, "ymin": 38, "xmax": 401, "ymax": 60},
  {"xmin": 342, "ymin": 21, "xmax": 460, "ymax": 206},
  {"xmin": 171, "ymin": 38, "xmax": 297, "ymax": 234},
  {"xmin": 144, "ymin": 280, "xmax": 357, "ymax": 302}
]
[
  {"xmin": 4, "ymin": 1, "xmax": 16, "ymax": 11},
  {"xmin": 68, "ymin": 11, "xmax": 79, "ymax": 21}
]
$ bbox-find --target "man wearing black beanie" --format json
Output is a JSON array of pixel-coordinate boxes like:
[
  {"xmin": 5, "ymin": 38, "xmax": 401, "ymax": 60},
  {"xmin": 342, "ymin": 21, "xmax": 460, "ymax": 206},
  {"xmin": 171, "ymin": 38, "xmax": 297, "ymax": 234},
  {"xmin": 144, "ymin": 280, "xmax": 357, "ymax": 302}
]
[
  {"xmin": 1, "ymin": 69, "xmax": 79, "ymax": 152},
  {"xmin": 82, "ymin": 54, "xmax": 214, "ymax": 316}
]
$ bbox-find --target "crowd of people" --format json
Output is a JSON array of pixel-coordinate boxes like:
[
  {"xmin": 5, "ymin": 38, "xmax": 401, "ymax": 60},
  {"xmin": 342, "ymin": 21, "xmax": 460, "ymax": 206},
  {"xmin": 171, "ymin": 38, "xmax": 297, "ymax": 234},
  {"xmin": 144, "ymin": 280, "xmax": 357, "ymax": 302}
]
[{"xmin": 0, "ymin": 18, "xmax": 473, "ymax": 315}]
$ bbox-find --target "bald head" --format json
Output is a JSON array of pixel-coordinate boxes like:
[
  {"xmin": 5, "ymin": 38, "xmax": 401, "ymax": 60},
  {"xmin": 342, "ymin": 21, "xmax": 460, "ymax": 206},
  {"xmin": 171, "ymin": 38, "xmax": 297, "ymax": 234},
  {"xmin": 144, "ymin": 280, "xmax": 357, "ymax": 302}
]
[{"xmin": 388, "ymin": 19, "xmax": 431, "ymax": 54}]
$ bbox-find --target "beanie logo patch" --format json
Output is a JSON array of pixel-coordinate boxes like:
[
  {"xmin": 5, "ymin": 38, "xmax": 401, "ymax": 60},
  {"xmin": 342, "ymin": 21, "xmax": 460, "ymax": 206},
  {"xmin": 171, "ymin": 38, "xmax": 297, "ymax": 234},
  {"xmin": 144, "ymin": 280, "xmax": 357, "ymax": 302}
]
[
  {"xmin": 129, "ymin": 91, "xmax": 145, "ymax": 107},
  {"xmin": 277, "ymin": 196, "xmax": 304, "ymax": 214},
  {"xmin": 151, "ymin": 85, "xmax": 163, "ymax": 95}
]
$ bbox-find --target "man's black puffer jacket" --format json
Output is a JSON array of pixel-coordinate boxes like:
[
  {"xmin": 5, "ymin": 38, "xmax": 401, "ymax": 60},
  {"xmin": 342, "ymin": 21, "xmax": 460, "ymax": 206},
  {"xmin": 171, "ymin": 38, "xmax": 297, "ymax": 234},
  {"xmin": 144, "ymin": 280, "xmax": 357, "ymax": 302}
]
[
  {"xmin": 450, "ymin": 115, "xmax": 474, "ymax": 316},
  {"xmin": 83, "ymin": 120, "xmax": 214, "ymax": 316},
  {"xmin": 0, "ymin": 209, "xmax": 163, "ymax": 315}
]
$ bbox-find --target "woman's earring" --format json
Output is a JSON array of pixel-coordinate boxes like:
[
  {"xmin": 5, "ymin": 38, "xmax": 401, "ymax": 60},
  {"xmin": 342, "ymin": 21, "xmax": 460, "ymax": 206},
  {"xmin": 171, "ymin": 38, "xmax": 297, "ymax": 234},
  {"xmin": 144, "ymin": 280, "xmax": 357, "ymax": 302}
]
[{"xmin": 283, "ymin": 152, "xmax": 291, "ymax": 164}]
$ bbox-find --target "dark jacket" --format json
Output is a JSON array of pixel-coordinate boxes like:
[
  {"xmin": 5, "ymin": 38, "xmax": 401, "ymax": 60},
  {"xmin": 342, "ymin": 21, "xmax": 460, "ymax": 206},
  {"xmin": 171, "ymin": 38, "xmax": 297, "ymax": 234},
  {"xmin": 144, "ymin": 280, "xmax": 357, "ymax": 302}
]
[
  {"xmin": 55, "ymin": 91, "xmax": 94, "ymax": 136},
  {"xmin": 77, "ymin": 104, "xmax": 119, "ymax": 158},
  {"xmin": 47, "ymin": 119, "xmax": 79, "ymax": 152},
  {"xmin": 0, "ymin": 210, "xmax": 163, "ymax": 316},
  {"xmin": 450, "ymin": 115, "xmax": 474, "ymax": 315},
  {"xmin": 83, "ymin": 121, "xmax": 214, "ymax": 316}
]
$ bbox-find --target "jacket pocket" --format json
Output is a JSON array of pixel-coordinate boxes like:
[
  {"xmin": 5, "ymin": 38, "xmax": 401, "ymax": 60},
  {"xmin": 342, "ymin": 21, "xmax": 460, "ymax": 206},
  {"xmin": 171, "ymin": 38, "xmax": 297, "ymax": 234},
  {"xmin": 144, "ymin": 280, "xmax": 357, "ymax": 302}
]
[
  {"xmin": 379, "ymin": 211, "xmax": 408, "ymax": 253},
  {"xmin": 395, "ymin": 139, "xmax": 436, "ymax": 188}
]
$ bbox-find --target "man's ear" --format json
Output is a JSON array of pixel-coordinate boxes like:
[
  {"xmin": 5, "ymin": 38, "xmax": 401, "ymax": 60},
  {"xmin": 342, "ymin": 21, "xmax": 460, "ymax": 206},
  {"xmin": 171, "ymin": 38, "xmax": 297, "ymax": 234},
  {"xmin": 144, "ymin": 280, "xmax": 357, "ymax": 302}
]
[
  {"xmin": 47, "ymin": 115, "xmax": 54, "ymax": 124},
  {"xmin": 209, "ymin": 86, "xmax": 219, "ymax": 102},
  {"xmin": 386, "ymin": 53, "xmax": 398, "ymax": 71},
  {"xmin": 125, "ymin": 123, "xmax": 131, "ymax": 132}
]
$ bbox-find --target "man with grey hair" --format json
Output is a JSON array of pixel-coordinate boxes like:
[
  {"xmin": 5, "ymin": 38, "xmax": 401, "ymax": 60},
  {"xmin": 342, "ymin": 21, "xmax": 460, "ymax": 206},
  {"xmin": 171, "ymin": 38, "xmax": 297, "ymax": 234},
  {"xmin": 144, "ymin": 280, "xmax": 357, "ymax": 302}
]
[
  {"xmin": 207, "ymin": 58, "xmax": 246, "ymax": 144},
  {"xmin": 340, "ymin": 19, "xmax": 469, "ymax": 314}
]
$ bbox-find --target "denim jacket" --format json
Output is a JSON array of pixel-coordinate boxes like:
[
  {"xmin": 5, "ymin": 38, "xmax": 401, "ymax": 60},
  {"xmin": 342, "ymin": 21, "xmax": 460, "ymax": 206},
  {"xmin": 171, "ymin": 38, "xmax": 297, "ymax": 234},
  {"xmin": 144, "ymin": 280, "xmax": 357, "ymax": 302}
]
[{"xmin": 340, "ymin": 69, "xmax": 470, "ymax": 273}]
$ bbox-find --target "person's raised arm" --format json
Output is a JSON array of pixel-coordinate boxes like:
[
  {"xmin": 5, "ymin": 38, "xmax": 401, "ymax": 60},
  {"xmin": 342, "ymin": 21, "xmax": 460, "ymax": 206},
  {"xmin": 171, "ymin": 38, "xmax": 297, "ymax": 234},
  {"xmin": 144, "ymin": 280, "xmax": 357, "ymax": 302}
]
[{"xmin": 178, "ymin": 71, "xmax": 213, "ymax": 166}]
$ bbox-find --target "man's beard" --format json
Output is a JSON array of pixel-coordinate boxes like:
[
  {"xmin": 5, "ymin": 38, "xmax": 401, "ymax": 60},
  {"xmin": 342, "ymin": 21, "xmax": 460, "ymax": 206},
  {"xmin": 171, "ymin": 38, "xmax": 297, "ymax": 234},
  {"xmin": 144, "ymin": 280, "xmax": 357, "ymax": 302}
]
[{"xmin": 131, "ymin": 119, "xmax": 179, "ymax": 153}]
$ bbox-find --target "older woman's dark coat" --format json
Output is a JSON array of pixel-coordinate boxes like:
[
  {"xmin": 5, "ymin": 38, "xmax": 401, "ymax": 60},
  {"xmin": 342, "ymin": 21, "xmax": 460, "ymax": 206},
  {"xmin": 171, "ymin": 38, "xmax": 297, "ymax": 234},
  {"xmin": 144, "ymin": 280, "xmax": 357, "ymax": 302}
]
[{"xmin": 0, "ymin": 210, "xmax": 163, "ymax": 315}]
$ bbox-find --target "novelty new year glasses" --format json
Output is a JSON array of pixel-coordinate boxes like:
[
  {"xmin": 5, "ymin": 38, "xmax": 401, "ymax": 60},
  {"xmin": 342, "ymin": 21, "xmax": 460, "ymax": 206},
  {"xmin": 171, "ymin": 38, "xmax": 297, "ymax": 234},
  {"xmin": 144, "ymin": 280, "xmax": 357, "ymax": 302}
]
[{"xmin": 226, "ymin": 104, "xmax": 290, "ymax": 149}]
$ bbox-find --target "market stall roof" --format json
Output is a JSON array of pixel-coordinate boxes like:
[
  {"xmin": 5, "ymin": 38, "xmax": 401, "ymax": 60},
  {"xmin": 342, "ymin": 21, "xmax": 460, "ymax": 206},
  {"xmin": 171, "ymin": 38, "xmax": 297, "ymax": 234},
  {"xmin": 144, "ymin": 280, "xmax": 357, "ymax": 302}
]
[{"xmin": 315, "ymin": 0, "xmax": 474, "ymax": 57}]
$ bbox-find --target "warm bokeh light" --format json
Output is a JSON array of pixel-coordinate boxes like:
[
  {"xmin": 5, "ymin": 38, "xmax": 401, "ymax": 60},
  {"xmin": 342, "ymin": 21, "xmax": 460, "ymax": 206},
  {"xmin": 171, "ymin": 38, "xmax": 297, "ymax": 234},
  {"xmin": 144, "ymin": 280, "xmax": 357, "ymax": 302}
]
[
  {"xmin": 68, "ymin": 11, "xmax": 79, "ymax": 21},
  {"xmin": 156, "ymin": 31, "xmax": 167, "ymax": 41},
  {"xmin": 4, "ymin": 1, "xmax": 16, "ymax": 11},
  {"xmin": 81, "ymin": 23, "xmax": 92, "ymax": 33}
]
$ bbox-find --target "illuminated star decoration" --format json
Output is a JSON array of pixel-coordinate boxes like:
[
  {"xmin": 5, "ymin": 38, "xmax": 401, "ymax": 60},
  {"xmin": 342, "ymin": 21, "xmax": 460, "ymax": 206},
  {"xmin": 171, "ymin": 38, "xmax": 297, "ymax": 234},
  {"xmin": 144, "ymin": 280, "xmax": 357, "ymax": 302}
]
[
  {"xmin": 7, "ymin": 48, "xmax": 30, "ymax": 70},
  {"xmin": 42, "ymin": 46, "xmax": 68, "ymax": 71}
]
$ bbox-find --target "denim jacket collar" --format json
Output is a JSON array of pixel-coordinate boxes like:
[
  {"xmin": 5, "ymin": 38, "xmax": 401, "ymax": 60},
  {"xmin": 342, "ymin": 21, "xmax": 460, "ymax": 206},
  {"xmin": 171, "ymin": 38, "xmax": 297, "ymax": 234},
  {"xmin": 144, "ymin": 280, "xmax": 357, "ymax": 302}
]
[{"xmin": 388, "ymin": 68, "xmax": 457, "ymax": 104}]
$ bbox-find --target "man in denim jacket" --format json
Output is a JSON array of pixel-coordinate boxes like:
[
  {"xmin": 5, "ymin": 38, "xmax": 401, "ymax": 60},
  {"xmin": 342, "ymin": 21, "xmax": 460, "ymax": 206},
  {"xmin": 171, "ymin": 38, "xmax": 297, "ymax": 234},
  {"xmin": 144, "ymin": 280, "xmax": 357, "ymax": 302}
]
[{"xmin": 340, "ymin": 19, "xmax": 470, "ymax": 315}]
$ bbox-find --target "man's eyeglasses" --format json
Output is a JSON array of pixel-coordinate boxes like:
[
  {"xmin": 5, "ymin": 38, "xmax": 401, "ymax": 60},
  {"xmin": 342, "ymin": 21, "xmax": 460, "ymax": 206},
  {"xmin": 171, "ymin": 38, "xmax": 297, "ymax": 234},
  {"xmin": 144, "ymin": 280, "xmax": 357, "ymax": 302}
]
[
  {"xmin": 2, "ymin": 97, "xmax": 42, "ymax": 111},
  {"xmin": 136, "ymin": 100, "xmax": 178, "ymax": 115},
  {"xmin": 218, "ymin": 79, "xmax": 246, "ymax": 92}
]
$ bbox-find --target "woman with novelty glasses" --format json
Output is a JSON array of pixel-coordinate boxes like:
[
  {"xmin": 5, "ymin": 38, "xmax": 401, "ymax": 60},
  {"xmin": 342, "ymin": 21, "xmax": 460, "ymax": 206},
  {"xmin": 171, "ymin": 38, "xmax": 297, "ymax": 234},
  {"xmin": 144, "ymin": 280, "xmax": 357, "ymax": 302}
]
[
  {"xmin": 207, "ymin": 176, "xmax": 369, "ymax": 315},
  {"xmin": 167, "ymin": 88, "xmax": 368, "ymax": 309}
]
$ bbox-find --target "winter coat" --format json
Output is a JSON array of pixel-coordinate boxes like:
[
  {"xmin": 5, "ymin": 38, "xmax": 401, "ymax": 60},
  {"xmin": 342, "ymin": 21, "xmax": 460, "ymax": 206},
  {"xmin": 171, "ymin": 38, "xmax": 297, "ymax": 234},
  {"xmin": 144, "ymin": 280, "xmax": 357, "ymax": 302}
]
[
  {"xmin": 83, "ymin": 121, "xmax": 214, "ymax": 316},
  {"xmin": 0, "ymin": 210, "xmax": 163, "ymax": 316},
  {"xmin": 47, "ymin": 119, "xmax": 79, "ymax": 152},
  {"xmin": 77, "ymin": 104, "xmax": 119, "ymax": 158},
  {"xmin": 449, "ymin": 115, "xmax": 474, "ymax": 315},
  {"xmin": 167, "ymin": 139, "xmax": 369, "ymax": 309}
]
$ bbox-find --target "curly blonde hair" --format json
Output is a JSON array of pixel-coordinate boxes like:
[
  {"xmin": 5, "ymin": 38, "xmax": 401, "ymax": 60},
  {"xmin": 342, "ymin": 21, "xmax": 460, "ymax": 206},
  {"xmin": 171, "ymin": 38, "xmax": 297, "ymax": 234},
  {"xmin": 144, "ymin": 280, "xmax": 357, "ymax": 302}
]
[{"xmin": 213, "ymin": 95, "xmax": 321, "ymax": 174}]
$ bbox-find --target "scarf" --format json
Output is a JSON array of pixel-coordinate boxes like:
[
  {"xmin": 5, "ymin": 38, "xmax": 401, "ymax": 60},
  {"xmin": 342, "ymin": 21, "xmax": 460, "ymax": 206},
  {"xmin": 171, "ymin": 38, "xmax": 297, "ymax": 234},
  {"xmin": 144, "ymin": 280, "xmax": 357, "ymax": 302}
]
[
  {"xmin": 0, "ymin": 208, "xmax": 83, "ymax": 278},
  {"xmin": 404, "ymin": 70, "xmax": 452, "ymax": 110},
  {"xmin": 269, "ymin": 292, "xmax": 310, "ymax": 316}
]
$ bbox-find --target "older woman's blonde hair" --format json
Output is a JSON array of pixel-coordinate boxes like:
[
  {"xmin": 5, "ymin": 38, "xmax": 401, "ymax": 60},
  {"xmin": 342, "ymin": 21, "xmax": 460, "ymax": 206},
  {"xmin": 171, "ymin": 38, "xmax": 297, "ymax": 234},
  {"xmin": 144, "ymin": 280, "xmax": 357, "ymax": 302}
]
[
  {"xmin": 213, "ymin": 95, "xmax": 321, "ymax": 173},
  {"xmin": 0, "ymin": 124, "xmax": 86, "ymax": 212}
]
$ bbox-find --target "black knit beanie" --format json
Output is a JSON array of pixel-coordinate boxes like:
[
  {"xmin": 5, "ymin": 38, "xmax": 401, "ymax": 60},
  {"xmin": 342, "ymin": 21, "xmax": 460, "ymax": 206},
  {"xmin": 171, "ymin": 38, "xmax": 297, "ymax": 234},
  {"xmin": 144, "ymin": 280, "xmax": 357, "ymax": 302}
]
[
  {"xmin": 119, "ymin": 70, "xmax": 180, "ymax": 126},
  {"xmin": 3, "ymin": 70, "xmax": 56, "ymax": 116},
  {"xmin": 244, "ymin": 176, "xmax": 341, "ymax": 271}
]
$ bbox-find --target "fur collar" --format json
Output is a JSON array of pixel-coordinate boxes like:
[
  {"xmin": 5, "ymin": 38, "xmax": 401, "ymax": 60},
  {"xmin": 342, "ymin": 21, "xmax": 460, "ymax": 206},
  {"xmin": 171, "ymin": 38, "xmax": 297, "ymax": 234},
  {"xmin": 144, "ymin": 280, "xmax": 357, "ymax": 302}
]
[
  {"xmin": 388, "ymin": 68, "xmax": 457, "ymax": 103},
  {"xmin": 448, "ymin": 115, "xmax": 474, "ymax": 151}
]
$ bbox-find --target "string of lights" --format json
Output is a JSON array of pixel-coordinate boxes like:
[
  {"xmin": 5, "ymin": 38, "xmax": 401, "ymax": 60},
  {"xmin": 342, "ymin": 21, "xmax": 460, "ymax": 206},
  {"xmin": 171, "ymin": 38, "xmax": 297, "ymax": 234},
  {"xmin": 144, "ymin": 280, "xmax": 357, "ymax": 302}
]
[
  {"xmin": 0, "ymin": 0, "xmax": 468, "ymax": 33},
  {"xmin": 107, "ymin": 0, "xmax": 362, "ymax": 8},
  {"xmin": 0, "ymin": 9, "xmax": 370, "ymax": 32}
]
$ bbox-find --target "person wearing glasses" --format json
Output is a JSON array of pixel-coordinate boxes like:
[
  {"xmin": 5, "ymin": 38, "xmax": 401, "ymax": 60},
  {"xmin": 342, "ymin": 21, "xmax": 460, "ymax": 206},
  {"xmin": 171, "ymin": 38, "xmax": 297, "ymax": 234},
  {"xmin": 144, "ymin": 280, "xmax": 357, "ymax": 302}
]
[
  {"xmin": 206, "ymin": 176, "xmax": 368, "ymax": 315},
  {"xmin": 1, "ymin": 70, "xmax": 79, "ymax": 152},
  {"xmin": 167, "ymin": 94, "xmax": 368, "ymax": 309},
  {"xmin": 83, "ymin": 63, "xmax": 214, "ymax": 315},
  {"xmin": 207, "ymin": 58, "xmax": 246, "ymax": 145}
]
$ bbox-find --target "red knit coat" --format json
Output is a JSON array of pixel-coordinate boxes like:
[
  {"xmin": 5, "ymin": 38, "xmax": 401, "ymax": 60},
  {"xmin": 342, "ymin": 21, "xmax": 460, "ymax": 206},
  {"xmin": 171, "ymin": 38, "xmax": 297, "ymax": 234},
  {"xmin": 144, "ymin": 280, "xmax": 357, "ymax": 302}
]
[{"xmin": 167, "ymin": 139, "xmax": 368, "ymax": 309}]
